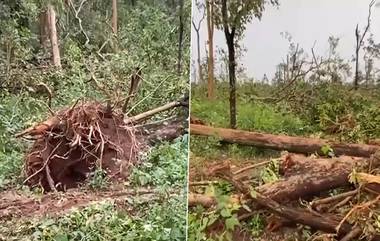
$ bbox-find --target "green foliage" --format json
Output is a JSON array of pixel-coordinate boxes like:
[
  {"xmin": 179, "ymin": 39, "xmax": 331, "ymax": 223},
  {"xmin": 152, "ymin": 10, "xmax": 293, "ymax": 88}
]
[
  {"xmin": 213, "ymin": 0, "xmax": 279, "ymax": 36},
  {"xmin": 259, "ymin": 159, "xmax": 279, "ymax": 184},
  {"xmin": 249, "ymin": 213, "xmax": 265, "ymax": 237},
  {"xmin": 285, "ymin": 83, "xmax": 380, "ymax": 142},
  {"xmin": 0, "ymin": 93, "xmax": 46, "ymax": 190},
  {"xmin": 130, "ymin": 135, "xmax": 188, "ymax": 188},
  {"xmin": 188, "ymin": 207, "xmax": 217, "ymax": 241},
  {"xmin": 0, "ymin": 194, "xmax": 186, "ymax": 241},
  {"xmin": 87, "ymin": 168, "xmax": 109, "ymax": 190},
  {"xmin": 320, "ymin": 144, "xmax": 335, "ymax": 157}
]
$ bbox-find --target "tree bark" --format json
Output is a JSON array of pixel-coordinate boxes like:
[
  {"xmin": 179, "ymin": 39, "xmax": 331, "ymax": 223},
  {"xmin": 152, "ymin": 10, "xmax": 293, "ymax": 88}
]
[
  {"xmin": 226, "ymin": 34, "xmax": 236, "ymax": 129},
  {"xmin": 47, "ymin": 4, "xmax": 61, "ymax": 68},
  {"xmin": 354, "ymin": 25, "xmax": 360, "ymax": 89},
  {"xmin": 39, "ymin": 10, "xmax": 49, "ymax": 49},
  {"xmin": 190, "ymin": 124, "xmax": 380, "ymax": 157},
  {"xmin": 189, "ymin": 154, "xmax": 379, "ymax": 207},
  {"xmin": 192, "ymin": 18, "xmax": 204, "ymax": 83},
  {"xmin": 112, "ymin": 0, "xmax": 118, "ymax": 35},
  {"xmin": 206, "ymin": 0, "xmax": 215, "ymax": 99},
  {"xmin": 221, "ymin": 0, "xmax": 237, "ymax": 129},
  {"xmin": 177, "ymin": 0, "xmax": 184, "ymax": 74},
  {"xmin": 257, "ymin": 154, "xmax": 378, "ymax": 202}
]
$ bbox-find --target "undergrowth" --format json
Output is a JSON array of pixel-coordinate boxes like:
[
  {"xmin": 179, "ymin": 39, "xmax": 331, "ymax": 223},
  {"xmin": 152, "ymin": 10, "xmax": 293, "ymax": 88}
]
[{"xmin": 0, "ymin": 195, "xmax": 186, "ymax": 241}]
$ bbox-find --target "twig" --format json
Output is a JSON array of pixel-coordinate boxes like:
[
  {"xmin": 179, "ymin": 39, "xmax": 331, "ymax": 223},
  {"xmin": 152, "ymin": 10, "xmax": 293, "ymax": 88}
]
[
  {"xmin": 233, "ymin": 160, "xmax": 271, "ymax": 175},
  {"xmin": 311, "ymin": 190, "xmax": 358, "ymax": 208},
  {"xmin": 190, "ymin": 181, "xmax": 219, "ymax": 186},
  {"xmin": 336, "ymin": 194, "xmax": 380, "ymax": 233},
  {"xmin": 328, "ymin": 196, "xmax": 353, "ymax": 212}
]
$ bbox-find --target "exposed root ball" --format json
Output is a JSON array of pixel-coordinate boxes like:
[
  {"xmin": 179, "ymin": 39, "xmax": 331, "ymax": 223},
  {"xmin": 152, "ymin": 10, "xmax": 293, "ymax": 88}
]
[{"xmin": 24, "ymin": 101, "xmax": 140, "ymax": 191}]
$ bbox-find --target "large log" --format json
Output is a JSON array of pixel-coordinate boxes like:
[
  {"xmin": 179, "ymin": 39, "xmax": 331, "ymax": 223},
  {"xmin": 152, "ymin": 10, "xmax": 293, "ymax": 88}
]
[
  {"xmin": 191, "ymin": 124, "xmax": 380, "ymax": 157},
  {"xmin": 257, "ymin": 154, "xmax": 379, "ymax": 202},
  {"xmin": 210, "ymin": 164, "xmax": 380, "ymax": 240},
  {"xmin": 189, "ymin": 154, "xmax": 380, "ymax": 207}
]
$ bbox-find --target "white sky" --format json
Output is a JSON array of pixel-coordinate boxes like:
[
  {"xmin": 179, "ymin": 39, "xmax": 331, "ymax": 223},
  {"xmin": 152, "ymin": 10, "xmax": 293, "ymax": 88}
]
[{"xmin": 191, "ymin": 0, "xmax": 380, "ymax": 81}]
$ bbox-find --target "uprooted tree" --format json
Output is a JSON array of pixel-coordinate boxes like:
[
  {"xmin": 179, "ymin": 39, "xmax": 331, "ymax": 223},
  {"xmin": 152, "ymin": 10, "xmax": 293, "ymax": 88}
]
[{"xmin": 17, "ymin": 99, "xmax": 187, "ymax": 192}]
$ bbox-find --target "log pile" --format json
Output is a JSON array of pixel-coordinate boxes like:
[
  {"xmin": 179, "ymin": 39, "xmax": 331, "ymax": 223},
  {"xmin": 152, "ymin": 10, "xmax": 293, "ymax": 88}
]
[{"xmin": 190, "ymin": 124, "xmax": 380, "ymax": 240}]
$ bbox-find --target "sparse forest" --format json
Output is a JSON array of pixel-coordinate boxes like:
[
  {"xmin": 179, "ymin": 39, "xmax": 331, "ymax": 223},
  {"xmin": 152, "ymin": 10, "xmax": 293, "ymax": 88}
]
[
  {"xmin": 189, "ymin": 0, "xmax": 380, "ymax": 240},
  {"xmin": 0, "ymin": 0, "xmax": 190, "ymax": 240}
]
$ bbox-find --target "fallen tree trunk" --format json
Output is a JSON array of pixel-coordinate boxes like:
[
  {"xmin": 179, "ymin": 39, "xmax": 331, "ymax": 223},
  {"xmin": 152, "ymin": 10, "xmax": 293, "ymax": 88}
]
[
  {"xmin": 210, "ymin": 164, "xmax": 380, "ymax": 240},
  {"xmin": 256, "ymin": 154, "xmax": 378, "ymax": 202},
  {"xmin": 191, "ymin": 124, "xmax": 380, "ymax": 157},
  {"xmin": 189, "ymin": 154, "xmax": 380, "ymax": 207}
]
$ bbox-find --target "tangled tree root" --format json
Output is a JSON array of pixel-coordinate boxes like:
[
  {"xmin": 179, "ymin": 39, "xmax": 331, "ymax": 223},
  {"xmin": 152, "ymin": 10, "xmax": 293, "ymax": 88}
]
[{"xmin": 22, "ymin": 101, "xmax": 141, "ymax": 192}]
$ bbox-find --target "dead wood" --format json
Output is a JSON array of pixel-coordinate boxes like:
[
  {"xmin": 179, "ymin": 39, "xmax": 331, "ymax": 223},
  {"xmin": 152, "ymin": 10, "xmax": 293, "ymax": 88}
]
[
  {"xmin": 125, "ymin": 100, "xmax": 183, "ymax": 124},
  {"xmin": 191, "ymin": 161, "xmax": 380, "ymax": 240},
  {"xmin": 210, "ymin": 165, "xmax": 356, "ymax": 237},
  {"xmin": 256, "ymin": 154, "xmax": 379, "ymax": 202},
  {"xmin": 191, "ymin": 124, "xmax": 380, "ymax": 157},
  {"xmin": 188, "ymin": 193, "xmax": 215, "ymax": 208}
]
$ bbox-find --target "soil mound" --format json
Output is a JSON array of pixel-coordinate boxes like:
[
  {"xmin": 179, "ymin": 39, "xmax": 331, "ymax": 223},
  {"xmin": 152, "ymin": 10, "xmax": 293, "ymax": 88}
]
[{"xmin": 23, "ymin": 101, "xmax": 140, "ymax": 191}]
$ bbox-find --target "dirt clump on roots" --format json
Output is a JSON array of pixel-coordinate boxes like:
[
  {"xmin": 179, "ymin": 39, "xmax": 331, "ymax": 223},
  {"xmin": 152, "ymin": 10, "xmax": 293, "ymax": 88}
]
[{"xmin": 23, "ymin": 101, "xmax": 141, "ymax": 192}]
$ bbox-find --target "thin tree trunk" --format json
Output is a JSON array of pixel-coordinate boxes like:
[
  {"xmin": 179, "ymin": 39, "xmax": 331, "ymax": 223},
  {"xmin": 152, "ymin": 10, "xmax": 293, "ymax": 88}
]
[
  {"xmin": 112, "ymin": 0, "xmax": 118, "ymax": 35},
  {"xmin": 226, "ymin": 35, "xmax": 236, "ymax": 129},
  {"xmin": 177, "ymin": 0, "xmax": 184, "ymax": 74},
  {"xmin": 196, "ymin": 30, "xmax": 203, "ymax": 83},
  {"xmin": 354, "ymin": 25, "xmax": 360, "ymax": 89},
  {"xmin": 206, "ymin": 0, "xmax": 215, "ymax": 99},
  {"xmin": 47, "ymin": 4, "xmax": 61, "ymax": 68},
  {"xmin": 192, "ymin": 16, "xmax": 204, "ymax": 83}
]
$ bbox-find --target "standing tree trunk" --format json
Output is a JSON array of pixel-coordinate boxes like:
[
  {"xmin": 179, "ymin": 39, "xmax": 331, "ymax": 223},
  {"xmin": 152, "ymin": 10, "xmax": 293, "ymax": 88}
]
[
  {"xmin": 112, "ymin": 0, "xmax": 118, "ymax": 35},
  {"xmin": 47, "ymin": 4, "xmax": 61, "ymax": 68},
  {"xmin": 192, "ymin": 5, "xmax": 205, "ymax": 83},
  {"xmin": 226, "ymin": 35, "xmax": 236, "ymax": 129},
  {"xmin": 222, "ymin": 0, "xmax": 237, "ymax": 129},
  {"xmin": 39, "ymin": 10, "xmax": 49, "ymax": 49},
  {"xmin": 353, "ymin": 0, "xmax": 374, "ymax": 89},
  {"xmin": 206, "ymin": 0, "xmax": 215, "ymax": 99},
  {"xmin": 354, "ymin": 25, "xmax": 361, "ymax": 89},
  {"xmin": 177, "ymin": 0, "xmax": 184, "ymax": 75}
]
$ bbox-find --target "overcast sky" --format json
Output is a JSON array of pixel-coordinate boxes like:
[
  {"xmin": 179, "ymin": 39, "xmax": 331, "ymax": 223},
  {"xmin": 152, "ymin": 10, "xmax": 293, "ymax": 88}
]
[{"xmin": 190, "ymin": 0, "xmax": 380, "ymax": 81}]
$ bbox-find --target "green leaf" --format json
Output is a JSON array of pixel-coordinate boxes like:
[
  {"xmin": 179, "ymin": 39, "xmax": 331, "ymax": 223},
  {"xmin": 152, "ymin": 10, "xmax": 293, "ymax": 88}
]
[
  {"xmin": 250, "ymin": 189, "xmax": 257, "ymax": 198},
  {"xmin": 225, "ymin": 215, "xmax": 240, "ymax": 231},
  {"xmin": 220, "ymin": 208, "xmax": 231, "ymax": 218},
  {"xmin": 54, "ymin": 234, "xmax": 69, "ymax": 241}
]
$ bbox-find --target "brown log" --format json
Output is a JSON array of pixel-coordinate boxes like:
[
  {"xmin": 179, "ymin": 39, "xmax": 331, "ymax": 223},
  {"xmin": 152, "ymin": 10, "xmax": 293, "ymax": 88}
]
[
  {"xmin": 189, "ymin": 155, "xmax": 380, "ymax": 207},
  {"xmin": 212, "ymin": 166, "xmax": 355, "ymax": 237},
  {"xmin": 257, "ymin": 154, "xmax": 380, "ymax": 202},
  {"xmin": 190, "ymin": 124, "xmax": 380, "ymax": 157},
  {"xmin": 125, "ymin": 101, "xmax": 182, "ymax": 124},
  {"xmin": 188, "ymin": 193, "xmax": 215, "ymax": 208}
]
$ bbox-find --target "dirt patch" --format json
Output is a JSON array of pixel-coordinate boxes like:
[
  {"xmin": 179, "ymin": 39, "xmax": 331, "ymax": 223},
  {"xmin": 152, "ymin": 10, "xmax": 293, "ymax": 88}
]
[
  {"xmin": 0, "ymin": 188, "xmax": 180, "ymax": 220},
  {"xmin": 23, "ymin": 101, "xmax": 142, "ymax": 192}
]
